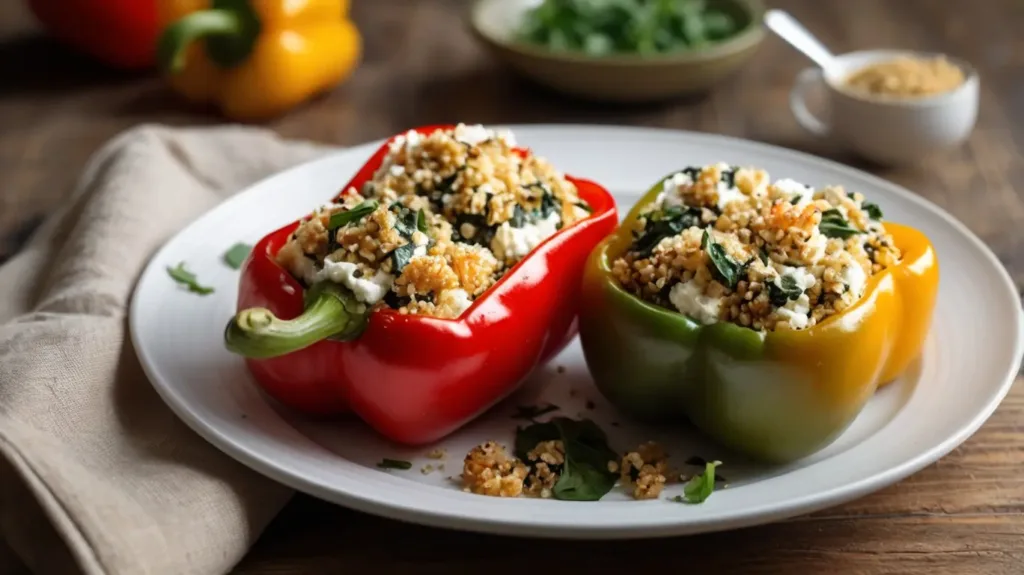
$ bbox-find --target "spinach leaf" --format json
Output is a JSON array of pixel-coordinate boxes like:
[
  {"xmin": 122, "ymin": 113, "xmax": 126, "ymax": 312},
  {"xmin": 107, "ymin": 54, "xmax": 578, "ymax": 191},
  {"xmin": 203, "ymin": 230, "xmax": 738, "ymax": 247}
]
[
  {"xmin": 719, "ymin": 166, "xmax": 736, "ymax": 189},
  {"xmin": 389, "ymin": 243, "xmax": 417, "ymax": 274},
  {"xmin": 222, "ymin": 242, "xmax": 252, "ymax": 270},
  {"xmin": 514, "ymin": 417, "xmax": 619, "ymax": 502},
  {"xmin": 862, "ymin": 202, "xmax": 883, "ymax": 220},
  {"xmin": 376, "ymin": 458, "xmax": 412, "ymax": 470},
  {"xmin": 327, "ymin": 200, "xmax": 378, "ymax": 231},
  {"xmin": 167, "ymin": 262, "xmax": 214, "ymax": 295},
  {"xmin": 453, "ymin": 213, "xmax": 495, "ymax": 247},
  {"xmin": 675, "ymin": 460, "xmax": 721, "ymax": 504},
  {"xmin": 758, "ymin": 247, "xmax": 770, "ymax": 265},
  {"xmin": 819, "ymin": 208, "xmax": 863, "ymax": 239},
  {"xmin": 701, "ymin": 230, "xmax": 743, "ymax": 288},
  {"xmin": 510, "ymin": 205, "xmax": 527, "ymax": 228},
  {"xmin": 390, "ymin": 204, "xmax": 419, "ymax": 240},
  {"xmin": 767, "ymin": 275, "xmax": 804, "ymax": 307},
  {"xmin": 633, "ymin": 205, "xmax": 703, "ymax": 256}
]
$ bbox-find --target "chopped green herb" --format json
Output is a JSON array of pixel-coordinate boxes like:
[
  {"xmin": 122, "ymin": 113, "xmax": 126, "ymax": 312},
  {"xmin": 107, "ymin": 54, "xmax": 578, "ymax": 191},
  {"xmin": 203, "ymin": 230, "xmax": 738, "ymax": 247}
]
[
  {"xmin": 514, "ymin": 417, "xmax": 619, "ymax": 502},
  {"xmin": 167, "ymin": 262, "xmax": 214, "ymax": 295},
  {"xmin": 416, "ymin": 209, "xmax": 429, "ymax": 233},
  {"xmin": 767, "ymin": 275, "xmax": 804, "ymax": 308},
  {"xmin": 863, "ymin": 202, "xmax": 883, "ymax": 220},
  {"xmin": 701, "ymin": 230, "xmax": 743, "ymax": 288},
  {"xmin": 510, "ymin": 205, "xmax": 527, "ymax": 228},
  {"xmin": 719, "ymin": 167, "xmax": 736, "ymax": 189},
  {"xmin": 633, "ymin": 205, "xmax": 704, "ymax": 256},
  {"xmin": 389, "ymin": 243, "xmax": 417, "ymax": 274},
  {"xmin": 819, "ymin": 209, "xmax": 863, "ymax": 239},
  {"xmin": 789, "ymin": 195, "xmax": 802, "ymax": 205},
  {"xmin": 575, "ymin": 201, "xmax": 593, "ymax": 214},
  {"xmin": 683, "ymin": 456, "xmax": 727, "ymax": 483},
  {"xmin": 222, "ymin": 242, "xmax": 252, "ymax": 270},
  {"xmin": 376, "ymin": 458, "xmax": 412, "ymax": 470},
  {"xmin": 758, "ymin": 247, "xmax": 770, "ymax": 265},
  {"xmin": 512, "ymin": 403, "xmax": 560, "ymax": 421},
  {"xmin": 328, "ymin": 200, "xmax": 378, "ymax": 230},
  {"xmin": 675, "ymin": 460, "xmax": 721, "ymax": 504}
]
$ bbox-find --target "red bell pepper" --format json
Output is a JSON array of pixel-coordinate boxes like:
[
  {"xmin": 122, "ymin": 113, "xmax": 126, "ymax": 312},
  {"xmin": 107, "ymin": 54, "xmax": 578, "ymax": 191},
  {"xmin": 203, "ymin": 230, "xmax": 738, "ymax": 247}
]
[
  {"xmin": 27, "ymin": 0, "xmax": 160, "ymax": 69},
  {"xmin": 224, "ymin": 125, "xmax": 618, "ymax": 445}
]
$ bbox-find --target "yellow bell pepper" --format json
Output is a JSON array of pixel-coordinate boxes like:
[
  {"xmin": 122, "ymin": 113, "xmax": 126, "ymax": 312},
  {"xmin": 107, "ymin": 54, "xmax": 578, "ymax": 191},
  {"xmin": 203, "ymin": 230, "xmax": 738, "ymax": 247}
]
[
  {"xmin": 156, "ymin": 0, "xmax": 361, "ymax": 121},
  {"xmin": 578, "ymin": 175, "xmax": 940, "ymax": 463}
]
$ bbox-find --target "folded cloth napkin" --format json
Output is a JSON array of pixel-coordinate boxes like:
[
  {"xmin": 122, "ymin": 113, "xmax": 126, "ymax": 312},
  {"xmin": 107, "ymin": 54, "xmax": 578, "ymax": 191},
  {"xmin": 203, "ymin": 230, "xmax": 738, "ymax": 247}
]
[{"xmin": 0, "ymin": 125, "xmax": 334, "ymax": 574}]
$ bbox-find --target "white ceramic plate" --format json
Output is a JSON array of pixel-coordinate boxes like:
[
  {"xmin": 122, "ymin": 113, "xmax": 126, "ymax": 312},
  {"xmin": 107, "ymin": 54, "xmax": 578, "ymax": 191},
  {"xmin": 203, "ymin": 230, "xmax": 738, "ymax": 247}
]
[{"xmin": 130, "ymin": 125, "xmax": 1023, "ymax": 539}]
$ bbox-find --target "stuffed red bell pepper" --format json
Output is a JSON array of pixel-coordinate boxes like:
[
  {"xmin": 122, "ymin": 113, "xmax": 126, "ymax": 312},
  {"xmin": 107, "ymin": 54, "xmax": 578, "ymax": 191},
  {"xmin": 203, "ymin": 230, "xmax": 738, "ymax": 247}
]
[{"xmin": 224, "ymin": 124, "xmax": 618, "ymax": 444}]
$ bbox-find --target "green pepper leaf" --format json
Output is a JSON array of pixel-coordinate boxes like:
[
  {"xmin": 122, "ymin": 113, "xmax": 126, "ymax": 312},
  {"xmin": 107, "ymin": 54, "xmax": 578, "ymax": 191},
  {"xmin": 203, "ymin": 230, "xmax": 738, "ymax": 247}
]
[
  {"xmin": 376, "ymin": 458, "xmax": 412, "ymax": 470},
  {"xmin": 167, "ymin": 262, "xmax": 214, "ymax": 295},
  {"xmin": 862, "ymin": 202, "xmax": 883, "ymax": 220},
  {"xmin": 222, "ymin": 242, "xmax": 252, "ymax": 270},
  {"xmin": 767, "ymin": 274, "xmax": 804, "ymax": 308},
  {"xmin": 328, "ymin": 200, "xmax": 378, "ymax": 231},
  {"xmin": 675, "ymin": 460, "xmax": 721, "ymax": 504},
  {"xmin": 701, "ymin": 230, "xmax": 743, "ymax": 288},
  {"xmin": 514, "ymin": 417, "xmax": 619, "ymax": 502},
  {"xmin": 819, "ymin": 208, "xmax": 864, "ymax": 239}
]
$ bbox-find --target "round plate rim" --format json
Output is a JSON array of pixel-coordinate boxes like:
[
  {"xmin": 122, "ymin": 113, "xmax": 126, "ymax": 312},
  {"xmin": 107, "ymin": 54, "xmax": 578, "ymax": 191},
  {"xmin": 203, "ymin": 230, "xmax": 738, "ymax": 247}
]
[{"xmin": 129, "ymin": 124, "xmax": 1024, "ymax": 539}]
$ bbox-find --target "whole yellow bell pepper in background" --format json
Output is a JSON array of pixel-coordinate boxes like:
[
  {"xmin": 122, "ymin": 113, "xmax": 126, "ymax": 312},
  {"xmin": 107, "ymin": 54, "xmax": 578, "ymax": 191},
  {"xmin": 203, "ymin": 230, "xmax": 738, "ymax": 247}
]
[{"xmin": 157, "ymin": 0, "xmax": 361, "ymax": 121}]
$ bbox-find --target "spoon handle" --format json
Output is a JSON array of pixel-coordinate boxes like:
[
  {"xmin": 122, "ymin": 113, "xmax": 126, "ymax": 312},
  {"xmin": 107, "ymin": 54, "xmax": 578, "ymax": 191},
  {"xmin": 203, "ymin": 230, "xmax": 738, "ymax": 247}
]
[{"xmin": 764, "ymin": 10, "xmax": 837, "ymax": 72}]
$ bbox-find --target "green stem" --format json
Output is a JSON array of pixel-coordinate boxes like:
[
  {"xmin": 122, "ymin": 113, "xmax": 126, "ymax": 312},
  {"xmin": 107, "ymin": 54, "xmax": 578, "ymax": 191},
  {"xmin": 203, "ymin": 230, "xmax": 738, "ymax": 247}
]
[
  {"xmin": 158, "ymin": 10, "xmax": 241, "ymax": 73},
  {"xmin": 224, "ymin": 283, "xmax": 369, "ymax": 359}
]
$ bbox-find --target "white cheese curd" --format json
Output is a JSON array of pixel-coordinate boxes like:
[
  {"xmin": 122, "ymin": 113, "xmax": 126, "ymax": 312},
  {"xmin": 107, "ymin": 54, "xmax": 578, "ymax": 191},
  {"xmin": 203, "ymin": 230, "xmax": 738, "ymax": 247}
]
[
  {"xmin": 437, "ymin": 288, "xmax": 473, "ymax": 317},
  {"xmin": 775, "ymin": 294, "xmax": 811, "ymax": 329},
  {"xmin": 495, "ymin": 128, "xmax": 517, "ymax": 148},
  {"xmin": 778, "ymin": 265, "xmax": 817, "ymax": 292},
  {"xmin": 669, "ymin": 281, "xmax": 722, "ymax": 325},
  {"xmin": 490, "ymin": 212, "xmax": 561, "ymax": 262},
  {"xmin": 413, "ymin": 245, "xmax": 427, "ymax": 257},
  {"xmin": 822, "ymin": 186, "xmax": 849, "ymax": 215},
  {"xmin": 841, "ymin": 261, "xmax": 868, "ymax": 297},
  {"xmin": 389, "ymin": 164, "xmax": 405, "ymax": 177},
  {"xmin": 774, "ymin": 178, "xmax": 814, "ymax": 208},
  {"xmin": 716, "ymin": 181, "xmax": 747, "ymax": 209},
  {"xmin": 312, "ymin": 259, "xmax": 394, "ymax": 304},
  {"xmin": 454, "ymin": 124, "xmax": 492, "ymax": 146},
  {"xmin": 654, "ymin": 171, "xmax": 692, "ymax": 208},
  {"xmin": 387, "ymin": 129, "xmax": 422, "ymax": 155}
]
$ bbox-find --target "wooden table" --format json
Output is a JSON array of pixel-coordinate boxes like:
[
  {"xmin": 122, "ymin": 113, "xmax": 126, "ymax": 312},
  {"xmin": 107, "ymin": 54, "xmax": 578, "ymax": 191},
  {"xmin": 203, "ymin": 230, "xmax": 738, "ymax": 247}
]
[{"xmin": 2, "ymin": 0, "xmax": 1023, "ymax": 573}]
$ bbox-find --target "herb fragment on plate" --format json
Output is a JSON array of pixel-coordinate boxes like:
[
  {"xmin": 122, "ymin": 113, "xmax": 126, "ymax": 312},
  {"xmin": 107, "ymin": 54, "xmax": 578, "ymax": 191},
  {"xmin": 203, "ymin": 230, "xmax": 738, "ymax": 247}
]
[
  {"xmin": 767, "ymin": 275, "xmax": 804, "ymax": 308},
  {"xmin": 675, "ymin": 460, "xmax": 721, "ymax": 504},
  {"xmin": 819, "ymin": 209, "xmax": 863, "ymax": 239},
  {"xmin": 376, "ymin": 458, "xmax": 412, "ymax": 470},
  {"xmin": 512, "ymin": 403, "xmax": 560, "ymax": 421},
  {"xmin": 327, "ymin": 200, "xmax": 378, "ymax": 231},
  {"xmin": 633, "ymin": 205, "xmax": 704, "ymax": 256},
  {"xmin": 701, "ymin": 230, "xmax": 743, "ymax": 288},
  {"xmin": 167, "ymin": 262, "xmax": 214, "ymax": 295},
  {"xmin": 863, "ymin": 202, "xmax": 883, "ymax": 220},
  {"xmin": 514, "ymin": 417, "xmax": 618, "ymax": 501},
  {"xmin": 222, "ymin": 242, "xmax": 252, "ymax": 270}
]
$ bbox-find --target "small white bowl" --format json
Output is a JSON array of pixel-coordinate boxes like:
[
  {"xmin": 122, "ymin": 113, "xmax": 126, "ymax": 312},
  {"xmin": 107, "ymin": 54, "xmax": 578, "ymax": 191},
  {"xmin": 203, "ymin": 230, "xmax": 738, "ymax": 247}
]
[{"xmin": 789, "ymin": 49, "xmax": 980, "ymax": 166}]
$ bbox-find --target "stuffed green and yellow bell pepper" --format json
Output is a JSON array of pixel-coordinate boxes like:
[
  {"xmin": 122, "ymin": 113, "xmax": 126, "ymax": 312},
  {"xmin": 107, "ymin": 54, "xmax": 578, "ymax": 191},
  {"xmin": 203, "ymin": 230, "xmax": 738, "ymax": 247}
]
[{"xmin": 579, "ymin": 163, "xmax": 939, "ymax": 463}]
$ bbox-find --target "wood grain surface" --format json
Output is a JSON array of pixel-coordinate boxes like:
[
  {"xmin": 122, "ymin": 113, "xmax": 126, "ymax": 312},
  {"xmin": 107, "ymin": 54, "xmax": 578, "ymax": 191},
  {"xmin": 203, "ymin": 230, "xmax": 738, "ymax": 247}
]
[{"xmin": 2, "ymin": 0, "xmax": 1023, "ymax": 573}]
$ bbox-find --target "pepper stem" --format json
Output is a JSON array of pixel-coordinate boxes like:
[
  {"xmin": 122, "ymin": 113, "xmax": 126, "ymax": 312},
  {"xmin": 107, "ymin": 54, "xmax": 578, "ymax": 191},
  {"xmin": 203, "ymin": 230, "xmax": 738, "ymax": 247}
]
[
  {"xmin": 157, "ymin": 0, "xmax": 262, "ymax": 73},
  {"xmin": 224, "ymin": 283, "xmax": 369, "ymax": 359}
]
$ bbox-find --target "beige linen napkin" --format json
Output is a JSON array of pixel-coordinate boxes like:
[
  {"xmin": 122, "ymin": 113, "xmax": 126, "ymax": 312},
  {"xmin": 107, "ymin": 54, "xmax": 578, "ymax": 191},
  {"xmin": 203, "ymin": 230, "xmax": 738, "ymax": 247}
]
[{"xmin": 0, "ymin": 124, "xmax": 335, "ymax": 574}]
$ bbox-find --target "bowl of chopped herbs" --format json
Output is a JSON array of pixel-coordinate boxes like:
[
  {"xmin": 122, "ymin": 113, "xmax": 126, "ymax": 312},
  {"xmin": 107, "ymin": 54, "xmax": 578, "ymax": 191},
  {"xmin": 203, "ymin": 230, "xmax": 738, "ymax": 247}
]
[{"xmin": 469, "ymin": 0, "xmax": 766, "ymax": 102}]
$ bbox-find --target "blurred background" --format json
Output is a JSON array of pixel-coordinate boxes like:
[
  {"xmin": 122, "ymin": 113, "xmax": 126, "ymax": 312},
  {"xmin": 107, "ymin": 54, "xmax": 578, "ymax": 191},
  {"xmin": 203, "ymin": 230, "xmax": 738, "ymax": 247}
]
[{"xmin": 0, "ymin": 0, "xmax": 1021, "ymax": 272}]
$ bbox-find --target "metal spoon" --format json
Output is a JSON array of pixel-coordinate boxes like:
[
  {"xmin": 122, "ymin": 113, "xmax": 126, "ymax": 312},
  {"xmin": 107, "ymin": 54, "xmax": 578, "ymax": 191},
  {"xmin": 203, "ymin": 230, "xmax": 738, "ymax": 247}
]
[{"xmin": 764, "ymin": 10, "xmax": 838, "ymax": 73}]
